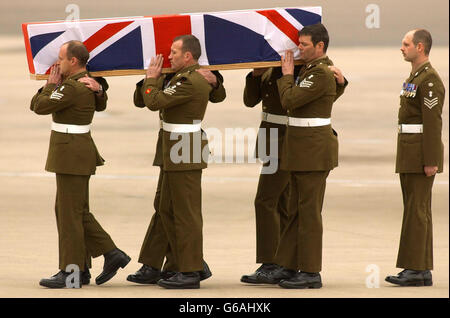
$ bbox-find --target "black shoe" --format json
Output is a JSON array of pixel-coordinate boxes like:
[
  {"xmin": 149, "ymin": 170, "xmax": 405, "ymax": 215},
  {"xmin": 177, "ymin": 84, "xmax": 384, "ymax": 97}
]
[
  {"xmin": 96, "ymin": 248, "xmax": 131, "ymax": 285},
  {"xmin": 82, "ymin": 268, "xmax": 91, "ymax": 285},
  {"xmin": 127, "ymin": 265, "xmax": 161, "ymax": 284},
  {"xmin": 161, "ymin": 260, "xmax": 211, "ymax": 281},
  {"xmin": 157, "ymin": 272, "xmax": 200, "ymax": 289},
  {"xmin": 161, "ymin": 270, "xmax": 177, "ymax": 280},
  {"xmin": 385, "ymin": 269, "xmax": 432, "ymax": 287},
  {"xmin": 241, "ymin": 263, "xmax": 280, "ymax": 284},
  {"xmin": 199, "ymin": 260, "xmax": 212, "ymax": 281},
  {"xmin": 279, "ymin": 271, "xmax": 322, "ymax": 289},
  {"xmin": 39, "ymin": 271, "xmax": 82, "ymax": 289},
  {"xmin": 255, "ymin": 266, "xmax": 296, "ymax": 284}
]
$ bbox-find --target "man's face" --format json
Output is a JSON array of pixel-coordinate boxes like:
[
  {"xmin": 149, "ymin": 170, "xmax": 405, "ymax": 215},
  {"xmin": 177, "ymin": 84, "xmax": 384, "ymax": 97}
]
[
  {"xmin": 297, "ymin": 35, "xmax": 321, "ymax": 63},
  {"xmin": 57, "ymin": 45, "xmax": 72, "ymax": 77},
  {"xmin": 168, "ymin": 40, "xmax": 186, "ymax": 72},
  {"xmin": 400, "ymin": 32, "xmax": 418, "ymax": 62}
]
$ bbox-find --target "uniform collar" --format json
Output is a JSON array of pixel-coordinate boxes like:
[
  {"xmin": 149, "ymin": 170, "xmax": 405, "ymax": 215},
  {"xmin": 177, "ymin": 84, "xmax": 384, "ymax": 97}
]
[
  {"xmin": 410, "ymin": 61, "xmax": 431, "ymax": 78},
  {"xmin": 66, "ymin": 70, "xmax": 88, "ymax": 81},
  {"xmin": 306, "ymin": 55, "xmax": 331, "ymax": 69},
  {"xmin": 175, "ymin": 63, "xmax": 200, "ymax": 77}
]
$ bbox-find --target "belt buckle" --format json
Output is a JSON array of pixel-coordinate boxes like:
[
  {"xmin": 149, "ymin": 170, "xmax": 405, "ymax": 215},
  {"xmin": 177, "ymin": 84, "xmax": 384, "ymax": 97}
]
[
  {"xmin": 398, "ymin": 125, "xmax": 402, "ymax": 133},
  {"xmin": 262, "ymin": 112, "xmax": 268, "ymax": 121}
]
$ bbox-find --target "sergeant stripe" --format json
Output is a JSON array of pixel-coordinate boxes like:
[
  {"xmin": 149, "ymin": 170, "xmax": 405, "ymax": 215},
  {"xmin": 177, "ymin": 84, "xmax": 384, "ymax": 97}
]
[
  {"xmin": 299, "ymin": 79, "xmax": 314, "ymax": 88},
  {"xmin": 424, "ymin": 97, "xmax": 438, "ymax": 109},
  {"xmin": 50, "ymin": 91, "xmax": 64, "ymax": 100}
]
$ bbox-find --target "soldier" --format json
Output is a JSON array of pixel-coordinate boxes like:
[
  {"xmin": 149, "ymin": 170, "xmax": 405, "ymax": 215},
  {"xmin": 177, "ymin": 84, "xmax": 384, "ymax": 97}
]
[
  {"xmin": 251, "ymin": 23, "xmax": 347, "ymax": 289},
  {"xmin": 240, "ymin": 66, "xmax": 300, "ymax": 283},
  {"xmin": 385, "ymin": 29, "xmax": 445, "ymax": 287},
  {"xmin": 241, "ymin": 47, "xmax": 346, "ymax": 285},
  {"xmin": 127, "ymin": 67, "xmax": 225, "ymax": 284},
  {"xmin": 136, "ymin": 34, "xmax": 214, "ymax": 289},
  {"xmin": 31, "ymin": 40, "xmax": 131, "ymax": 288}
]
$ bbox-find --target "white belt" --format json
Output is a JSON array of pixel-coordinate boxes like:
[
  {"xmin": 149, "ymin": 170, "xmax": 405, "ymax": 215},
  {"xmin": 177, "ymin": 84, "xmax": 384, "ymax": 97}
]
[
  {"xmin": 288, "ymin": 117, "xmax": 331, "ymax": 127},
  {"xmin": 398, "ymin": 124, "xmax": 423, "ymax": 133},
  {"xmin": 162, "ymin": 121, "xmax": 201, "ymax": 133},
  {"xmin": 261, "ymin": 112, "xmax": 288, "ymax": 125},
  {"xmin": 159, "ymin": 120, "xmax": 163, "ymax": 129},
  {"xmin": 51, "ymin": 122, "xmax": 90, "ymax": 134}
]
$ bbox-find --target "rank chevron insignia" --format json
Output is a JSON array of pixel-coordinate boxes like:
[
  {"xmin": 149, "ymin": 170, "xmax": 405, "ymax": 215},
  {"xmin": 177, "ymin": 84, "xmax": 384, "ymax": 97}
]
[
  {"xmin": 163, "ymin": 85, "xmax": 177, "ymax": 95},
  {"xmin": 424, "ymin": 97, "xmax": 438, "ymax": 109},
  {"xmin": 299, "ymin": 79, "xmax": 314, "ymax": 88},
  {"xmin": 50, "ymin": 90, "xmax": 64, "ymax": 100}
]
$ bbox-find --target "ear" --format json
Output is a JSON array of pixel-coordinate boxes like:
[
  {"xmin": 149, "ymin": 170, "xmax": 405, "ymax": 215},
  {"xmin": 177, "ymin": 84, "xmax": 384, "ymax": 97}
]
[
  {"xmin": 184, "ymin": 51, "xmax": 193, "ymax": 61},
  {"xmin": 316, "ymin": 41, "xmax": 325, "ymax": 51},
  {"xmin": 416, "ymin": 42, "xmax": 425, "ymax": 54},
  {"xmin": 70, "ymin": 57, "xmax": 78, "ymax": 66}
]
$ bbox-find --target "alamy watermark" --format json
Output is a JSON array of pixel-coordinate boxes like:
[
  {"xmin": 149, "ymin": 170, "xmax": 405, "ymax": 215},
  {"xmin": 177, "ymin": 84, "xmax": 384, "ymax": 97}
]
[
  {"xmin": 168, "ymin": 125, "xmax": 279, "ymax": 174},
  {"xmin": 65, "ymin": 264, "xmax": 81, "ymax": 288},
  {"xmin": 365, "ymin": 264, "xmax": 380, "ymax": 288},
  {"xmin": 365, "ymin": 4, "xmax": 380, "ymax": 29}
]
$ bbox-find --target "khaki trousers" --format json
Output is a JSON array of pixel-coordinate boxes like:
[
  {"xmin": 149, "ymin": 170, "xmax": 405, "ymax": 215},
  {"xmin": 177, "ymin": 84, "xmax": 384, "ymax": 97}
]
[
  {"xmin": 55, "ymin": 174, "xmax": 116, "ymax": 271},
  {"xmin": 396, "ymin": 173, "xmax": 435, "ymax": 270},
  {"xmin": 254, "ymin": 166, "xmax": 290, "ymax": 263},
  {"xmin": 275, "ymin": 170, "xmax": 329, "ymax": 273},
  {"xmin": 138, "ymin": 168, "xmax": 175, "ymax": 271},
  {"xmin": 158, "ymin": 170, "xmax": 203, "ymax": 273}
]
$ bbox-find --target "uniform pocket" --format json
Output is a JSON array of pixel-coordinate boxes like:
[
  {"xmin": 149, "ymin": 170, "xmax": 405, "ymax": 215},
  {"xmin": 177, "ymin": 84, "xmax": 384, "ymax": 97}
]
[
  {"xmin": 50, "ymin": 132, "xmax": 72, "ymax": 144},
  {"xmin": 397, "ymin": 134, "xmax": 423, "ymax": 172}
]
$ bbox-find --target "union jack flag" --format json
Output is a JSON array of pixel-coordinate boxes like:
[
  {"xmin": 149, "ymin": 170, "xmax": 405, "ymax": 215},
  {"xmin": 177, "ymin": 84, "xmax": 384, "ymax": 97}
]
[{"xmin": 22, "ymin": 7, "xmax": 322, "ymax": 77}]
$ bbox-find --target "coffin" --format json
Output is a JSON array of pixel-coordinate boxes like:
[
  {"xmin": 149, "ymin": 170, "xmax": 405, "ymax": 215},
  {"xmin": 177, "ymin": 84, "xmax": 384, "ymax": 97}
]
[{"xmin": 22, "ymin": 7, "xmax": 322, "ymax": 79}]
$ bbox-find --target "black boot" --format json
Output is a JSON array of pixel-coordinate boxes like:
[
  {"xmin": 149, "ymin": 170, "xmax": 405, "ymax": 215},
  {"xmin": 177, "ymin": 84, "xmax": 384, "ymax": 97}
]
[
  {"xmin": 161, "ymin": 260, "xmax": 212, "ymax": 281},
  {"xmin": 81, "ymin": 268, "xmax": 91, "ymax": 285},
  {"xmin": 279, "ymin": 271, "xmax": 322, "ymax": 289},
  {"xmin": 241, "ymin": 264, "xmax": 280, "ymax": 284},
  {"xmin": 199, "ymin": 260, "xmax": 212, "ymax": 281},
  {"xmin": 157, "ymin": 272, "xmax": 200, "ymax": 289},
  {"xmin": 39, "ymin": 271, "xmax": 82, "ymax": 289},
  {"xmin": 255, "ymin": 266, "xmax": 296, "ymax": 284},
  {"xmin": 96, "ymin": 248, "xmax": 131, "ymax": 285},
  {"xmin": 385, "ymin": 269, "xmax": 432, "ymax": 287},
  {"xmin": 127, "ymin": 265, "xmax": 161, "ymax": 284}
]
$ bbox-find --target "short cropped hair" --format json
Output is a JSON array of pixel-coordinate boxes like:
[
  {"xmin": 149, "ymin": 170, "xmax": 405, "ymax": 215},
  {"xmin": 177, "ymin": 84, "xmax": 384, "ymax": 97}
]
[
  {"xmin": 64, "ymin": 40, "xmax": 89, "ymax": 67},
  {"xmin": 412, "ymin": 29, "xmax": 432, "ymax": 56},
  {"xmin": 298, "ymin": 23, "xmax": 330, "ymax": 53},
  {"xmin": 173, "ymin": 35, "xmax": 202, "ymax": 60}
]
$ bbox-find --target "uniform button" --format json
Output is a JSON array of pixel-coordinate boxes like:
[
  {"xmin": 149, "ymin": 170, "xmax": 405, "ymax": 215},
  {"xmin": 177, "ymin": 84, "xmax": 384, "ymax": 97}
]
[
  {"xmin": 265, "ymin": 94, "xmax": 269, "ymax": 97},
  {"xmin": 268, "ymin": 81, "xmax": 272, "ymax": 85}
]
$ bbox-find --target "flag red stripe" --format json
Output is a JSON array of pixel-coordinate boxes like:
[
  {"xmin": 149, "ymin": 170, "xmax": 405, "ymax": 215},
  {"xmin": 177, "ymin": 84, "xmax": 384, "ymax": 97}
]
[
  {"xmin": 83, "ymin": 21, "xmax": 134, "ymax": 52},
  {"xmin": 153, "ymin": 15, "xmax": 191, "ymax": 68},
  {"xmin": 256, "ymin": 10, "xmax": 299, "ymax": 45},
  {"xmin": 43, "ymin": 21, "xmax": 134, "ymax": 75},
  {"xmin": 21, "ymin": 23, "xmax": 35, "ymax": 74}
]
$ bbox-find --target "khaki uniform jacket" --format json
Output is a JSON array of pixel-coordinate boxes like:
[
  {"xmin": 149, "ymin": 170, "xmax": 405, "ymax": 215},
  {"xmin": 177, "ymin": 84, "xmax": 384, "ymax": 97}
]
[
  {"xmin": 30, "ymin": 71, "xmax": 107, "ymax": 175},
  {"xmin": 277, "ymin": 56, "xmax": 347, "ymax": 171},
  {"xmin": 243, "ymin": 67, "xmax": 301, "ymax": 160},
  {"xmin": 396, "ymin": 62, "xmax": 445, "ymax": 173},
  {"xmin": 140, "ymin": 64, "xmax": 213, "ymax": 171},
  {"xmin": 134, "ymin": 71, "xmax": 226, "ymax": 167}
]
